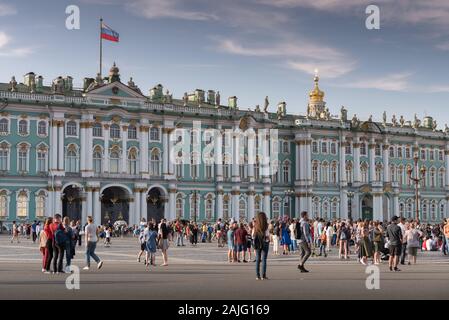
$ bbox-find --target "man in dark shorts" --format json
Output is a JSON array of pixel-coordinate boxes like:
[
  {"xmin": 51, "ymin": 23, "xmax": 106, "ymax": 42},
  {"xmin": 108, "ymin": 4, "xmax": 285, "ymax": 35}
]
[{"xmin": 387, "ymin": 216, "xmax": 403, "ymax": 272}]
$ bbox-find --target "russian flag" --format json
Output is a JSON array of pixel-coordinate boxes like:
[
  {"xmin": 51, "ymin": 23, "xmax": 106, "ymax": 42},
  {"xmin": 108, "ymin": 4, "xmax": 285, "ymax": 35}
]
[{"xmin": 101, "ymin": 23, "xmax": 119, "ymax": 42}]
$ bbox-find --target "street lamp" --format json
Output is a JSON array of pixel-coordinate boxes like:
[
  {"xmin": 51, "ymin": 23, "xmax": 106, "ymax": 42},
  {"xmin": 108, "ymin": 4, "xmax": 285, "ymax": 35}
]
[
  {"xmin": 407, "ymin": 154, "xmax": 426, "ymax": 222},
  {"xmin": 347, "ymin": 191, "xmax": 354, "ymax": 221},
  {"xmin": 284, "ymin": 189, "xmax": 295, "ymax": 218}
]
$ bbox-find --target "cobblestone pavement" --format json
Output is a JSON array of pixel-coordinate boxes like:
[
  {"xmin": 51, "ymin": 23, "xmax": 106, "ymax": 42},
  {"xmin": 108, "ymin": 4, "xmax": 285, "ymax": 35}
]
[{"xmin": 0, "ymin": 235, "xmax": 448, "ymax": 299}]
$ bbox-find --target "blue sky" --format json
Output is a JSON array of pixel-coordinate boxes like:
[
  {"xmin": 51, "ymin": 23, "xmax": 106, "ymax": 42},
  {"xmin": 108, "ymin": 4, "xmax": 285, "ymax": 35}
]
[{"xmin": 1, "ymin": 0, "xmax": 449, "ymax": 126}]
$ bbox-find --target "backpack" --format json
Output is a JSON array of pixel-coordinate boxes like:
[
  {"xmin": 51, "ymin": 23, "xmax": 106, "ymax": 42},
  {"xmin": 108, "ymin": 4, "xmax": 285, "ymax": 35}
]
[
  {"xmin": 340, "ymin": 227, "xmax": 347, "ymax": 240},
  {"xmin": 253, "ymin": 232, "xmax": 265, "ymax": 250},
  {"xmin": 54, "ymin": 228, "xmax": 67, "ymax": 246},
  {"xmin": 295, "ymin": 221, "xmax": 302, "ymax": 240}
]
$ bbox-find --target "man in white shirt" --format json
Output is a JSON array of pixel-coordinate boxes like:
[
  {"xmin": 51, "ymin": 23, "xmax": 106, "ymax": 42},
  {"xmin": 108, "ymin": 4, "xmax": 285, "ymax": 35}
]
[{"xmin": 398, "ymin": 217, "xmax": 407, "ymax": 265}]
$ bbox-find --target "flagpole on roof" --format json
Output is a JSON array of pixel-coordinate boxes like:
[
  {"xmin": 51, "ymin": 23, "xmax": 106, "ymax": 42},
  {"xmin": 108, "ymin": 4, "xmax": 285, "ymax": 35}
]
[{"xmin": 99, "ymin": 17, "xmax": 103, "ymax": 79}]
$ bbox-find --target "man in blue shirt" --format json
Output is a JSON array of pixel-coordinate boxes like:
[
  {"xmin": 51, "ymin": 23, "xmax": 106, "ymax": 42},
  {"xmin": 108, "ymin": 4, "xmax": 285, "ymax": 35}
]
[{"xmin": 297, "ymin": 211, "xmax": 312, "ymax": 273}]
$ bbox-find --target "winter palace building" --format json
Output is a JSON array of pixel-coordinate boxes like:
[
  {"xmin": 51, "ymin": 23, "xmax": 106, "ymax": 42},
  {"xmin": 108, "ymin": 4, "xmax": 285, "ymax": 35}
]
[{"xmin": 0, "ymin": 63, "xmax": 448, "ymax": 226}]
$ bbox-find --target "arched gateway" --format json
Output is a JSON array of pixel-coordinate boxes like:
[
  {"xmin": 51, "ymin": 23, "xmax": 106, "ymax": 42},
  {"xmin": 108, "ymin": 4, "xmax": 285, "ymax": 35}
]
[
  {"xmin": 62, "ymin": 184, "xmax": 82, "ymax": 222},
  {"xmin": 146, "ymin": 187, "xmax": 166, "ymax": 222},
  {"xmin": 101, "ymin": 186, "xmax": 130, "ymax": 224}
]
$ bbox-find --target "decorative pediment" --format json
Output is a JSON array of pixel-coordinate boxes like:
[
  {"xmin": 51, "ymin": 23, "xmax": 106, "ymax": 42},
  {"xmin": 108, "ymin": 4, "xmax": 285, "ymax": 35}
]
[
  {"xmin": 85, "ymin": 81, "xmax": 146, "ymax": 100},
  {"xmin": 358, "ymin": 121, "xmax": 383, "ymax": 133}
]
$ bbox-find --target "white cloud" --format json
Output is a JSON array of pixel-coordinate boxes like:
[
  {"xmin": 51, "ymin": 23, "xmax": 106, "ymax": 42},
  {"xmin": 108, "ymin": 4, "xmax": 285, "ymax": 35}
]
[
  {"xmin": 340, "ymin": 73, "xmax": 412, "ymax": 91},
  {"xmin": 0, "ymin": 31, "xmax": 33, "ymax": 57},
  {"xmin": 288, "ymin": 61, "xmax": 355, "ymax": 79},
  {"xmin": 0, "ymin": 3, "xmax": 17, "ymax": 16},
  {"xmin": 125, "ymin": 0, "xmax": 219, "ymax": 21},
  {"xmin": 0, "ymin": 31, "xmax": 10, "ymax": 48}
]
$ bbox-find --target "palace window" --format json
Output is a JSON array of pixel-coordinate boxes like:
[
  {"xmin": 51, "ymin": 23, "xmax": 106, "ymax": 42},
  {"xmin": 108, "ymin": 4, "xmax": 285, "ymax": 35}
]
[
  {"xmin": 93, "ymin": 123, "xmax": 103, "ymax": 137},
  {"xmin": 361, "ymin": 162, "xmax": 368, "ymax": 183},
  {"xmin": 389, "ymin": 146, "xmax": 395, "ymax": 158},
  {"xmin": 345, "ymin": 143, "xmax": 352, "ymax": 155},
  {"xmin": 420, "ymin": 149, "xmax": 426, "ymax": 160},
  {"xmin": 345, "ymin": 161, "xmax": 353, "ymax": 183},
  {"xmin": 176, "ymin": 151, "xmax": 183, "ymax": 178},
  {"xmin": 440, "ymin": 202, "xmax": 446, "ymax": 218},
  {"xmin": 66, "ymin": 121, "xmax": 77, "ymax": 136},
  {"xmin": 93, "ymin": 147, "xmax": 102, "ymax": 173},
  {"xmin": 36, "ymin": 190, "xmax": 46, "ymax": 217},
  {"xmin": 271, "ymin": 160, "xmax": 279, "ymax": 183},
  {"xmin": 312, "ymin": 161, "xmax": 319, "ymax": 183},
  {"xmin": 439, "ymin": 169, "xmax": 445, "ymax": 187},
  {"xmin": 191, "ymin": 152, "xmax": 199, "ymax": 179},
  {"xmin": 406, "ymin": 201, "xmax": 413, "ymax": 219},
  {"xmin": 239, "ymin": 199, "xmax": 246, "ymax": 221},
  {"xmin": 405, "ymin": 147, "xmax": 411, "ymax": 159},
  {"xmin": 16, "ymin": 190, "xmax": 28, "ymax": 218},
  {"xmin": 375, "ymin": 164, "xmax": 383, "ymax": 181},
  {"xmin": 375, "ymin": 145, "xmax": 381, "ymax": 156},
  {"xmin": 255, "ymin": 196, "xmax": 262, "ymax": 215},
  {"xmin": 109, "ymin": 149, "xmax": 120, "ymax": 173},
  {"xmin": 312, "ymin": 141, "xmax": 318, "ymax": 154},
  {"xmin": 205, "ymin": 161, "xmax": 213, "ymax": 180},
  {"xmin": 430, "ymin": 168, "xmax": 436, "ymax": 187},
  {"xmin": 65, "ymin": 145, "xmax": 79, "ymax": 173},
  {"xmin": 360, "ymin": 143, "xmax": 367, "ymax": 156},
  {"xmin": 18, "ymin": 120, "xmax": 28, "ymax": 136},
  {"xmin": 150, "ymin": 127, "xmax": 160, "ymax": 141},
  {"xmin": 321, "ymin": 161, "xmax": 329, "ymax": 184},
  {"xmin": 330, "ymin": 142, "xmax": 336, "ymax": 155},
  {"xmin": 17, "ymin": 143, "xmax": 29, "ymax": 173},
  {"xmin": 37, "ymin": 120, "xmax": 47, "ymax": 136},
  {"xmin": 283, "ymin": 160, "xmax": 291, "ymax": 183},
  {"xmin": 321, "ymin": 141, "xmax": 327, "ymax": 154},
  {"xmin": 128, "ymin": 148, "xmax": 138, "ymax": 175},
  {"xmin": 431, "ymin": 202, "xmax": 437, "ymax": 221},
  {"xmin": 331, "ymin": 199, "xmax": 338, "ymax": 219},
  {"xmin": 399, "ymin": 203, "xmax": 405, "ymax": 217},
  {"xmin": 176, "ymin": 194, "xmax": 183, "ymax": 219},
  {"xmin": 150, "ymin": 148, "xmax": 161, "ymax": 176},
  {"xmin": 397, "ymin": 147, "xmax": 403, "ymax": 158},
  {"xmin": 189, "ymin": 193, "xmax": 200, "ymax": 220},
  {"xmin": 272, "ymin": 197, "xmax": 281, "ymax": 219},
  {"xmin": 0, "ymin": 118, "xmax": 8, "ymax": 134},
  {"xmin": 0, "ymin": 143, "xmax": 9, "ymax": 171},
  {"xmin": 254, "ymin": 157, "xmax": 260, "ymax": 181},
  {"xmin": 282, "ymin": 141, "xmax": 290, "ymax": 154},
  {"xmin": 439, "ymin": 150, "xmax": 444, "ymax": 161},
  {"xmin": 128, "ymin": 125, "xmax": 137, "ymax": 140},
  {"xmin": 312, "ymin": 197, "xmax": 320, "ymax": 218},
  {"xmin": 330, "ymin": 161, "xmax": 337, "ymax": 184},
  {"xmin": 223, "ymin": 196, "xmax": 230, "ymax": 220},
  {"xmin": 110, "ymin": 124, "xmax": 121, "ymax": 139},
  {"xmin": 322, "ymin": 201, "xmax": 329, "ymax": 219},
  {"xmin": 390, "ymin": 164, "xmax": 396, "ymax": 182},
  {"xmin": 429, "ymin": 150, "xmax": 435, "ymax": 161},
  {"xmin": 37, "ymin": 146, "xmax": 48, "ymax": 173},
  {"xmin": 0, "ymin": 190, "xmax": 8, "ymax": 218},
  {"xmin": 422, "ymin": 202, "xmax": 428, "ymax": 220}
]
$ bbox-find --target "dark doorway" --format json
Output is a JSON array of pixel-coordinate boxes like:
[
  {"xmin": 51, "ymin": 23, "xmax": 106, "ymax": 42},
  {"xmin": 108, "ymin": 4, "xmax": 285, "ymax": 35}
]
[
  {"xmin": 62, "ymin": 185, "xmax": 82, "ymax": 222},
  {"xmin": 101, "ymin": 187, "xmax": 130, "ymax": 225},
  {"xmin": 361, "ymin": 195, "xmax": 373, "ymax": 221},
  {"xmin": 147, "ymin": 188, "xmax": 165, "ymax": 223}
]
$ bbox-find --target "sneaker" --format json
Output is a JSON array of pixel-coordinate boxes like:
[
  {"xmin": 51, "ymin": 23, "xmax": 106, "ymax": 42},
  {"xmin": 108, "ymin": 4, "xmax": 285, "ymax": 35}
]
[
  {"xmin": 97, "ymin": 261, "xmax": 104, "ymax": 269},
  {"xmin": 243, "ymin": 260, "xmax": 248, "ymax": 263},
  {"xmin": 41, "ymin": 268, "xmax": 45, "ymax": 273},
  {"xmin": 394, "ymin": 267, "xmax": 401, "ymax": 272},
  {"xmin": 262, "ymin": 276, "xmax": 269, "ymax": 280},
  {"xmin": 360, "ymin": 260, "xmax": 367, "ymax": 266},
  {"xmin": 300, "ymin": 267, "xmax": 309, "ymax": 273},
  {"xmin": 44, "ymin": 271, "xmax": 51, "ymax": 274},
  {"xmin": 256, "ymin": 277, "xmax": 261, "ymax": 280},
  {"xmin": 389, "ymin": 266, "xmax": 393, "ymax": 271},
  {"xmin": 83, "ymin": 266, "xmax": 90, "ymax": 271}
]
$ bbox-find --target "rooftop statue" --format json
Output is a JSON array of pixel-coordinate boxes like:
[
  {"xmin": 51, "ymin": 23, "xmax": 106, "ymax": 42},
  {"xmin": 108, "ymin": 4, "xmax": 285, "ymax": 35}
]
[
  {"xmin": 399, "ymin": 115, "xmax": 405, "ymax": 127},
  {"xmin": 413, "ymin": 114, "xmax": 421, "ymax": 128},
  {"xmin": 255, "ymin": 105, "xmax": 261, "ymax": 112},
  {"xmin": 215, "ymin": 91, "xmax": 220, "ymax": 107},
  {"xmin": 432, "ymin": 119, "xmax": 437, "ymax": 131},
  {"xmin": 340, "ymin": 106, "xmax": 347, "ymax": 122},
  {"xmin": 445, "ymin": 124, "xmax": 449, "ymax": 134},
  {"xmin": 351, "ymin": 114, "xmax": 360, "ymax": 127},
  {"xmin": 368, "ymin": 115, "xmax": 373, "ymax": 122},
  {"xmin": 264, "ymin": 96, "xmax": 269, "ymax": 113},
  {"xmin": 382, "ymin": 111, "xmax": 387, "ymax": 125},
  {"xmin": 9, "ymin": 76, "xmax": 17, "ymax": 92},
  {"xmin": 391, "ymin": 114, "xmax": 398, "ymax": 127},
  {"xmin": 183, "ymin": 92, "xmax": 188, "ymax": 106}
]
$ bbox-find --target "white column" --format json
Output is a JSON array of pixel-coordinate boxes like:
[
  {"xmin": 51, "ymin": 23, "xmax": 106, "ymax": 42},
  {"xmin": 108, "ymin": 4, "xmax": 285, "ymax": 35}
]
[
  {"xmin": 393, "ymin": 191, "xmax": 399, "ymax": 219},
  {"xmin": 445, "ymin": 148, "xmax": 449, "ymax": 188},
  {"xmin": 306, "ymin": 140, "xmax": 312, "ymax": 182},
  {"xmin": 46, "ymin": 190, "xmax": 53, "ymax": 217},
  {"xmin": 354, "ymin": 141, "xmax": 361, "ymax": 183},
  {"xmin": 140, "ymin": 190, "xmax": 147, "ymax": 221},
  {"xmin": 295, "ymin": 143, "xmax": 300, "ymax": 180},
  {"xmin": 121, "ymin": 126, "xmax": 128, "ymax": 173},
  {"xmin": 93, "ymin": 188, "xmax": 101, "ymax": 224},
  {"xmin": 86, "ymin": 189, "xmax": 93, "ymax": 223},
  {"xmin": 248, "ymin": 192, "xmax": 255, "ymax": 220},
  {"xmin": 340, "ymin": 190, "xmax": 348, "ymax": 219},
  {"xmin": 134, "ymin": 188, "xmax": 141, "ymax": 223},
  {"xmin": 263, "ymin": 190, "xmax": 271, "ymax": 218},
  {"xmin": 50, "ymin": 121, "xmax": 58, "ymax": 172},
  {"xmin": 129, "ymin": 196, "xmax": 136, "ymax": 227},
  {"xmin": 373, "ymin": 193, "xmax": 383, "ymax": 221},
  {"xmin": 80, "ymin": 122, "xmax": 87, "ymax": 172},
  {"xmin": 383, "ymin": 142, "xmax": 390, "ymax": 183},
  {"xmin": 215, "ymin": 128, "xmax": 223, "ymax": 181},
  {"xmin": 54, "ymin": 187, "xmax": 62, "ymax": 216},
  {"xmin": 140, "ymin": 124, "xmax": 149, "ymax": 177},
  {"xmin": 217, "ymin": 192, "xmax": 223, "ymax": 219},
  {"xmin": 162, "ymin": 128, "xmax": 169, "ymax": 175},
  {"xmin": 232, "ymin": 130, "xmax": 240, "ymax": 183},
  {"xmin": 58, "ymin": 122, "xmax": 65, "ymax": 172},
  {"xmin": 339, "ymin": 141, "xmax": 346, "ymax": 184},
  {"xmin": 81, "ymin": 195, "xmax": 87, "ymax": 225},
  {"xmin": 86, "ymin": 121, "xmax": 93, "ymax": 175},
  {"xmin": 168, "ymin": 190, "xmax": 176, "ymax": 221},
  {"xmin": 103, "ymin": 124, "xmax": 110, "ymax": 173},
  {"xmin": 231, "ymin": 191, "xmax": 239, "ymax": 220}
]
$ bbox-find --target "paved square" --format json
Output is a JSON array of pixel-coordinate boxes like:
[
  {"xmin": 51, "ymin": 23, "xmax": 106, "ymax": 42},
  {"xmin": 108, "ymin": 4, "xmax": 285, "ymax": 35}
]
[{"xmin": 0, "ymin": 235, "xmax": 448, "ymax": 299}]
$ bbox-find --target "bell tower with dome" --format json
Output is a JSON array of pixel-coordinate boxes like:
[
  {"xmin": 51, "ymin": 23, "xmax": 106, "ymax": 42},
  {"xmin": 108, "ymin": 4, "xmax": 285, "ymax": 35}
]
[{"xmin": 307, "ymin": 70, "xmax": 326, "ymax": 118}]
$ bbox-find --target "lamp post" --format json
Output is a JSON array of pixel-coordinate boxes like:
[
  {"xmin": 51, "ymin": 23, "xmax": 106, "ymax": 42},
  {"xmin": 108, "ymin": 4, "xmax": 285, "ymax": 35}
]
[
  {"xmin": 284, "ymin": 189, "xmax": 295, "ymax": 218},
  {"xmin": 407, "ymin": 154, "xmax": 426, "ymax": 222},
  {"xmin": 347, "ymin": 191, "xmax": 354, "ymax": 221}
]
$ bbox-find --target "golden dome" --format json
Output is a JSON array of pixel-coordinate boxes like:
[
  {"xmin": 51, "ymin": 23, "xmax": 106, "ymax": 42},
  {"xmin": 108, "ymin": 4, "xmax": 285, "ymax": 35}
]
[{"xmin": 309, "ymin": 73, "xmax": 324, "ymax": 103}]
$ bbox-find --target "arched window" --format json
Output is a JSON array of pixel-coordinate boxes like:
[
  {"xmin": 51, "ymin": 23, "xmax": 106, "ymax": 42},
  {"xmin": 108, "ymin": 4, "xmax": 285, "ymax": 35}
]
[
  {"xmin": 283, "ymin": 160, "xmax": 291, "ymax": 183},
  {"xmin": 17, "ymin": 143, "xmax": 29, "ymax": 172},
  {"xmin": 189, "ymin": 193, "xmax": 200, "ymax": 220},
  {"xmin": 205, "ymin": 195, "xmax": 213, "ymax": 220},
  {"xmin": 321, "ymin": 161, "xmax": 329, "ymax": 184},
  {"xmin": 439, "ymin": 168, "xmax": 445, "ymax": 187},
  {"xmin": 0, "ymin": 118, "xmax": 8, "ymax": 134},
  {"xmin": 128, "ymin": 148, "xmax": 138, "ymax": 175},
  {"xmin": 397, "ymin": 146, "xmax": 403, "ymax": 158},
  {"xmin": 331, "ymin": 199, "xmax": 338, "ymax": 219},
  {"xmin": 0, "ymin": 142, "xmax": 9, "ymax": 171},
  {"xmin": 0, "ymin": 190, "xmax": 8, "ymax": 218},
  {"xmin": 375, "ymin": 163, "xmax": 383, "ymax": 181},
  {"xmin": 36, "ymin": 190, "xmax": 46, "ymax": 217},
  {"xmin": 330, "ymin": 161, "xmax": 338, "ymax": 184},
  {"xmin": 239, "ymin": 156, "xmax": 247, "ymax": 180},
  {"xmin": 223, "ymin": 153, "xmax": 231, "ymax": 180},
  {"xmin": 37, "ymin": 144, "xmax": 48, "ymax": 173},
  {"xmin": 38, "ymin": 120, "xmax": 47, "ymax": 136},
  {"xmin": 422, "ymin": 201, "xmax": 428, "ymax": 221},
  {"xmin": 255, "ymin": 195, "xmax": 262, "ymax": 215},
  {"xmin": 93, "ymin": 147, "xmax": 102, "ymax": 173},
  {"xmin": 399, "ymin": 202, "xmax": 405, "ymax": 217},
  {"xmin": 312, "ymin": 197, "xmax": 320, "ymax": 218},
  {"xmin": 150, "ymin": 127, "xmax": 160, "ymax": 141},
  {"xmin": 65, "ymin": 144, "xmax": 78, "ymax": 173},
  {"xmin": 109, "ymin": 148, "xmax": 120, "ymax": 173},
  {"xmin": 150, "ymin": 148, "xmax": 161, "ymax": 176},
  {"xmin": 430, "ymin": 168, "xmax": 436, "ymax": 188},
  {"xmin": 190, "ymin": 152, "xmax": 199, "ymax": 179},
  {"xmin": 239, "ymin": 199, "xmax": 246, "ymax": 221},
  {"xmin": 330, "ymin": 142, "xmax": 337, "ymax": 155},
  {"xmin": 390, "ymin": 164, "xmax": 396, "ymax": 182},
  {"xmin": 420, "ymin": 167, "xmax": 427, "ymax": 188},
  {"xmin": 93, "ymin": 122, "xmax": 103, "ymax": 137},
  {"xmin": 272, "ymin": 197, "xmax": 281, "ymax": 219},
  {"xmin": 175, "ymin": 151, "xmax": 183, "ymax": 178},
  {"xmin": 110, "ymin": 123, "xmax": 120, "ymax": 139},
  {"xmin": 345, "ymin": 161, "xmax": 353, "ymax": 183},
  {"xmin": 440, "ymin": 201, "xmax": 446, "ymax": 218},
  {"xmin": 223, "ymin": 195, "xmax": 230, "ymax": 220},
  {"xmin": 322, "ymin": 201, "xmax": 329, "ymax": 219},
  {"xmin": 360, "ymin": 143, "xmax": 367, "ymax": 155},
  {"xmin": 18, "ymin": 119, "xmax": 28, "ymax": 135},
  {"xmin": 430, "ymin": 201, "xmax": 437, "ymax": 221},
  {"xmin": 389, "ymin": 146, "xmax": 395, "ymax": 158},
  {"xmin": 176, "ymin": 194, "xmax": 183, "ymax": 219},
  {"xmin": 16, "ymin": 190, "xmax": 28, "ymax": 218},
  {"xmin": 406, "ymin": 200, "xmax": 413, "ymax": 219},
  {"xmin": 361, "ymin": 162, "xmax": 368, "ymax": 183},
  {"xmin": 312, "ymin": 141, "xmax": 318, "ymax": 153},
  {"xmin": 127, "ymin": 125, "xmax": 137, "ymax": 140},
  {"xmin": 312, "ymin": 161, "xmax": 319, "ymax": 183},
  {"xmin": 66, "ymin": 120, "xmax": 77, "ymax": 136}
]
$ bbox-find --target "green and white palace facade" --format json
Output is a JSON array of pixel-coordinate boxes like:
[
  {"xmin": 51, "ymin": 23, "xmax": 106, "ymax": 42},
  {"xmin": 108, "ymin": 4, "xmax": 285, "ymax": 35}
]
[{"xmin": 0, "ymin": 64, "xmax": 448, "ymax": 225}]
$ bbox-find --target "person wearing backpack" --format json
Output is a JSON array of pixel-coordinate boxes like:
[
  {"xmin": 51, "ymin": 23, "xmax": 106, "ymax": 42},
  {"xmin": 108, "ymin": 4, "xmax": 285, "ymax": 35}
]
[
  {"xmin": 54, "ymin": 222, "xmax": 68, "ymax": 274},
  {"xmin": 252, "ymin": 212, "xmax": 270, "ymax": 280},
  {"xmin": 50, "ymin": 214, "xmax": 65, "ymax": 274},
  {"xmin": 338, "ymin": 221, "xmax": 350, "ymax": 260}
]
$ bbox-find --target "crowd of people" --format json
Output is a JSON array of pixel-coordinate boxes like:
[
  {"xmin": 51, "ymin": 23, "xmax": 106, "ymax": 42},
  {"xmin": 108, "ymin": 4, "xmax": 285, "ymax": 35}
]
[{"xmin": 6, "ymin": 211, "xmax": 449, "ymax": 280}]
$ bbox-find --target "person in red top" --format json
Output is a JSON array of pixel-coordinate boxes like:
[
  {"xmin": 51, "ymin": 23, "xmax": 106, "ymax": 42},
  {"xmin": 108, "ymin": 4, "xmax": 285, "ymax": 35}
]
[
  {"xmin": 50, "ymin": 214, "xmax": 65, "ymax": 274},
  {"xmin": 234, "ymin": 223, "xmax": 248, "ymax": 263},
  {"xmin": 43, "ymin": 217, "xmax": 54, "ymax": 274}
]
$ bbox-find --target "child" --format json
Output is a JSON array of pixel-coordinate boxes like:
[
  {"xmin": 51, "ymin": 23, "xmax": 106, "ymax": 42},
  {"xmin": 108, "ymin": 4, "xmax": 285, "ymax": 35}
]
[
  {"xmin": 104, "ymin": 227, "xmax": 111, "ymax": 247},
  {"xmin": 145, "ymin": 223, "xmax": 158, "ymax": 267}
]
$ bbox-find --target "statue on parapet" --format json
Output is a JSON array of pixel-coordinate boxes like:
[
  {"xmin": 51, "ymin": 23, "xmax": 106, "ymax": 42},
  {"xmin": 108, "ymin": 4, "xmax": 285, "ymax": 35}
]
[
  {"xmin": 264, "ymin": 96, "xmax": 269, "ymax": 113},
  {"xmin": 399, "ymin": 115, "xmax": 405, "ymax": 127},
  {"xmin": 391, "ymin": 114, "xmax": 398, "ymax": 127},
  {"xmin": 183, "ymin": 92, "xmax": 188, "ymax": 106},
  {"xmin": 351, "ymin": 114, "xmax": 359, "ymax": 127},
  {"xmin": 340, "ymin": 106, "xmax": 348, "ymax": 122},
  {"xmin": 215, "ymin": 91, "xmax": 221, "ymax": 107}
]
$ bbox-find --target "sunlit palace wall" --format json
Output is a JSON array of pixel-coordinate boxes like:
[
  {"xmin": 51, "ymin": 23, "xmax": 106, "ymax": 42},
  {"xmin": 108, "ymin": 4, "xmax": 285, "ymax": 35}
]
[{"xmin": 0, "ymin": 64, "xmax": 448, "ymax": 225}]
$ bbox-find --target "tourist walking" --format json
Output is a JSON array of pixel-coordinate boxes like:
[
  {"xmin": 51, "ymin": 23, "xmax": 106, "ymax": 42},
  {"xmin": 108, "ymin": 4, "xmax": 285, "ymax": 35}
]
[
  {"xmin": 297, "ymin": 211, "xmax": 312, "ymax": 273},
  {"xmin": 398, "ymin": 217, "xmax": 407, "ymax": 265},
  {"xmin": 158, "ymin": 219, "xmax": 169, "ymax": 266},
  {"xmin": 387, "ymin": 216, "xmax": 403, "ymax": 272},
  {"xmin": 319, "ymin": 222, "xmax": 330, "ymax": 257},
  {"xmin": 10, "ymin": 221, "xmax": 20, "ymax": 243},
  {"xmin": 253, "ymin": 212, "xmax": 270, "ymax": 280},
  {"xmin": 444, "ymin": 219, "xmax": 449, "ymax": 255},
  {"xmin": 83, "ymin": 216, "xmax": 104, "ymax": 271},
  {"xmin": 144, "ymin": 222, "xmax": 158, "ymax": 267},
  {"xmin": 137, "ymin": 223, "xmax": 147, "ymax": 263},
  {"xmin": 31, "ymin": 220, "xmax": 38, "ymax": 243},
  {"xmin": 289, "ymin": 219, "xmax": 297, "ymax": 253},
  {"xmin": 175, "ymin": 220, "xmax": 184, "ymax": 246},
  {"xmin": 359, "ymin": 225, "xmax": 373, "ymax": 265},
  {"xmin": 272, "ymin": 221, "xmax": 280, "ymax": 255},
  {"xmin": 405, "ymin": 222, "xmax": 423, "ymax": 265}
]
